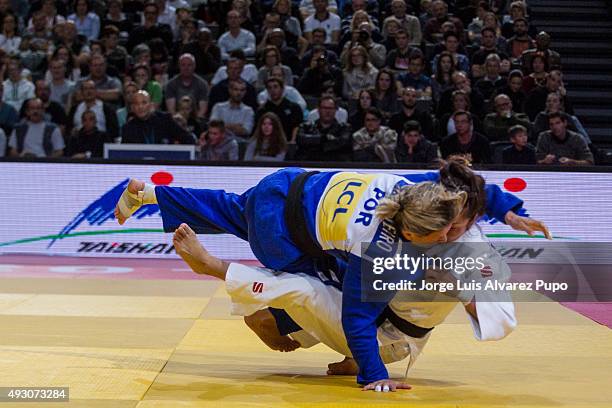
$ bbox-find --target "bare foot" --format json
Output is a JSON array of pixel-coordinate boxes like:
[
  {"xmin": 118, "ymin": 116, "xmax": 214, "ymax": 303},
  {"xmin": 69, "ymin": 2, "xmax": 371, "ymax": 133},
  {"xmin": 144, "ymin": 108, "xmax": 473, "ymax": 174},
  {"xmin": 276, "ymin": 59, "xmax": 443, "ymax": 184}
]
[
  {"xmin": 114, "ymin": 179, "xmax": 145, "ymax": 225},
  {"xmin": 244, "ymin": 309, "xmax": 301, "ymax": 352},
  {"xmin": 172, "ymin": 223, "xmax": 228, "ymax": 279},
  {"xmin": 327, "ymin": 357, "xmax": 359, "ymax": 375}
]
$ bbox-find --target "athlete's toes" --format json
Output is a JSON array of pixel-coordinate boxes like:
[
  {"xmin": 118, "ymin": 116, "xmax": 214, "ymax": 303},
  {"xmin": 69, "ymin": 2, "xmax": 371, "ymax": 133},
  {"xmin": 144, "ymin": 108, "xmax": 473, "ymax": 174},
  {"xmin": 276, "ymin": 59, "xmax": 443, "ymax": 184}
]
[{"xmin": 182, "ymin": 223, "xmax": 196, "ymax": 237}]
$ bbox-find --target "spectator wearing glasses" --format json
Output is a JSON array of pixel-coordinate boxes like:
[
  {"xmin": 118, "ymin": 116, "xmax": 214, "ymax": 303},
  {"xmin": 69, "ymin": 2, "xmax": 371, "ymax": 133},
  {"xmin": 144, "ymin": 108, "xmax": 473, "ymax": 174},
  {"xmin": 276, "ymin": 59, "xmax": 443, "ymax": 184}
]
[
  {"xmin": 295, "ymin": 96, "xmax": 352, "ymax": 161},
  {"xmin": 352, "ymin": 107, "xmax": 397, "ymax": 163},
  {"xmin": 483, "ymin": 94, "xmax": 531, "ymax": 142}
]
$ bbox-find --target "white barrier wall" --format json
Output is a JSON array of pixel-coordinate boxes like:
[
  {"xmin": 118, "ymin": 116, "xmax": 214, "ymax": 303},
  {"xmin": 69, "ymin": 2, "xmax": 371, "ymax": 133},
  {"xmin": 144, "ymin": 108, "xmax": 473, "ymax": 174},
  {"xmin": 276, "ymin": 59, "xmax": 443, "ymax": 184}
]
[{"xmin": 1, "ymin": 162, "xmax": 611, "ymax": 260}]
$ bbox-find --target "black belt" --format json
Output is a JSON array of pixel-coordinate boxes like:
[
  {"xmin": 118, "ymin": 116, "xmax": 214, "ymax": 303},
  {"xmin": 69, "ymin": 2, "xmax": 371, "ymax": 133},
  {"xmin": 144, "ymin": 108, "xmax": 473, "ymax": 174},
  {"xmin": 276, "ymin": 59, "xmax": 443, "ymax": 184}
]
[
  {"xmin": 285, "ymin": 171, "xmax": 432, "ymax": 339},
  {"xmin": 284, "ymin": 171, "xmax": 338, "ymax": 276},
  {"xmin": 376, "ymin": 307, "xmax": 434, "ymax": 338},
  {"xmin": 284, "ymin": 171, "xmax": 325, "ymax": 259}
]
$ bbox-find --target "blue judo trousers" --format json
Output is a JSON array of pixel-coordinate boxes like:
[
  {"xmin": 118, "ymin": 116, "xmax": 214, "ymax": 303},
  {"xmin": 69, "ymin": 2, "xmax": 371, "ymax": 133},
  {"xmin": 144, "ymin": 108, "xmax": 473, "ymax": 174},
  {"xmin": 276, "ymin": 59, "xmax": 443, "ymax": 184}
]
[{"xmin": 156, "ymin": 168, "xmax": 332, "ymax": 334}]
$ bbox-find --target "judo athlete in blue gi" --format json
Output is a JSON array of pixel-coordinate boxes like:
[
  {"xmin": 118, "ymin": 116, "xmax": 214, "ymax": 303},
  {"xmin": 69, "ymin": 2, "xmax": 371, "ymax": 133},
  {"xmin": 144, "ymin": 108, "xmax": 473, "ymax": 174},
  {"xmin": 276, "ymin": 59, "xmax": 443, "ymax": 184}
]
[{"xmin": 115, "ymin": 161, "xmax": 551, "ymax": 391}]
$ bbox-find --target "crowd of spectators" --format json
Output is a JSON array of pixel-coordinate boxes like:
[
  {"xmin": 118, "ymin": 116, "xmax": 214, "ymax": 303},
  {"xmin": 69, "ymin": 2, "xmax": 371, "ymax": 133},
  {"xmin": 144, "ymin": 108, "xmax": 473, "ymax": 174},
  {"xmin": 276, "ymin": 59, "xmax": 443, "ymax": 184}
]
[{"xmin": 0, "ymin": 0, "xmax": 597, "ymax": 166}]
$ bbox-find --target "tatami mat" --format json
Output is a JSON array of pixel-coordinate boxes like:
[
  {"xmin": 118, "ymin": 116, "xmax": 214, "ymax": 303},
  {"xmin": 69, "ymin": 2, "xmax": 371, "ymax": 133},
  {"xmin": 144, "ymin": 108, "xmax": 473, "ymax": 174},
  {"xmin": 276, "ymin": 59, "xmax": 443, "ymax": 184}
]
[{"xmin": 0, "ymin": 269, "xmax": 610, "ymax": 407}]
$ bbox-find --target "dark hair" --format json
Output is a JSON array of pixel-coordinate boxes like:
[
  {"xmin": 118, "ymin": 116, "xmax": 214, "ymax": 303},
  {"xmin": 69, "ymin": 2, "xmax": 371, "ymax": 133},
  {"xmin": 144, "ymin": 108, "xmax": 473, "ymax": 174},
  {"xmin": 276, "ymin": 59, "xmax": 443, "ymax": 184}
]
[
  {"xmin": 394, "ymin": 29, "xmax": 409, "ymax": 38},
  {"xmin": 131, "ymin": 63, "xmax": 151, "ymax": 79},
  {"xmin": 81, "ymin": 109, "xmax": 96, "ymax": 120},
  {"xmin": 229, "ymin": 49, "xmax": 246, "ymax": 61},
  {"xmin": 312, "ymin": 27, "xmax": 327, "ymax": 36},
  {"xmin": 530, "ymin": 52, "xmax": 549, "ymax": 72},
  {"xmin": 90, "ymin": 40, "xmax": 106, "ymax": 54},
  {"xmin": 262, "ymin": 45, "xmax": 281, "ymax": 66},
  {"xmin": 51, "ymin": 45, "xmax": 76, "ymax": 74},
  {"xmin": 357, "ymin": 88, "xmax": 376, "ymax": 111},
  {"xmin": 144, "ymin": 1, "xmax": 159, "ymax": 12},
  {"xmin": 435, "ymin": 51, "xmax": 456, "ymax": 84},
  {"xmin": 102, "ymin": 25, "xmax": 120, "ymax": 37},
  {"xmin": 514, "ymin": 17, "xmax": 528, "ymax": 25},
  {"xmin": 365, "ymin": 106, "xmax": 383, "ymax": 120},
  {"xmin": 320, "ymin": 80, "xmax": 336, "ymax": 95},
  {"xmin": 208, "ymin": 119, "xmax": 225, "ymax": 131},
  {"xmin": 148, "ymin": 38, "xmax": 168, "ymax": 60},
  {"xmin": 508, "ymin": 69, "xmax": 523, "ymax": 80},
  {"xmin": 547, "ymin": 111, "xmax": 566, "ymax": 122},
  {"xmin": 508, "ymin": 124, "xmax": 527, "ymax": 139},
  {"xmin": 403, "ymin": 120, "xmax": 421, "ymax": 134},
  {"xmin": 2, "ymin": 12, "xmax": 17, "ymax": 34},
  {"xmin": 443, "ymin": 30, "xmax": 459, "ymax": 42},
  {"xmin": 375, "ymin": 68, "xmax": 398, "ymax": 97},
  {"xmin": 74, "ymin": 0, "xmax": 90, "ymax": 12},
  {"xmin": 453, "ymin": 110, "xmax": 472, "ymax": 122},
  {"xmin": 318, "ymin": 95, "xmax": 337, "ymax": 107},
  {"xmin": 251, "ymin": 112, "xmax": 287, "ymax": 157},
  {"xmin": 478, "ymin": 1, "xmax": 490, "ymax": 10},
  {"xmin": 265, "ymin": 77, "xmax": 284, "ymax": 88},
  {"xmin": 481, "ymin": 26, "xmax": 496, "ymax": 37},
  {"xmin": 438, "ymin": 157, "xmax": 486, "ymax": 221}
]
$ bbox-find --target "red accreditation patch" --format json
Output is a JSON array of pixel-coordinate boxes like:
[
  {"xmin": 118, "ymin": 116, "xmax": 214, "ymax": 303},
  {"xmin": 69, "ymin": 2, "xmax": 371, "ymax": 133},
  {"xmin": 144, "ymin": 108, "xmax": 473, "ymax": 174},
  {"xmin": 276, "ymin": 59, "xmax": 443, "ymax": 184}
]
[
  {"xmin": 480, "ymin": 265, "xmax": 493, "ymax": 278},
  {"xmin": 252, "ymin": 282, "xmax": 264, "ymax": 293}
]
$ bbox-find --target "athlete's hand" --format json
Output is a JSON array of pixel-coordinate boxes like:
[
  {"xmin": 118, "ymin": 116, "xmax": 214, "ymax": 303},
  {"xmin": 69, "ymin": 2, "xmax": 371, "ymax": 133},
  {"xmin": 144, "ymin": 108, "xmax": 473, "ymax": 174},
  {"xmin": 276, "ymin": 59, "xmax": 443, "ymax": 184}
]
[
  {"xmin": 504, "ymin": 211, "xmax": 552, "ymax": 240},
  {"xmin": 362, "ymin": 379, "xmax": 412, "ymax": 392}
]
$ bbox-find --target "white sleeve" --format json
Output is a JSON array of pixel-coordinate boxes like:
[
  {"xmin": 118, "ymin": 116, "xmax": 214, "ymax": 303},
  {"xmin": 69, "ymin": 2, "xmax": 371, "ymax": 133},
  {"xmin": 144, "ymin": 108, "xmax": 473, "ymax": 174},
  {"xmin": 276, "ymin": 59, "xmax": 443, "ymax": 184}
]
[
  {"xmin": 211, "ymin": 67, "xmax": 226, "ymax": 86},
  {"xmin": 303, "ymin": 17, "xmax": 315, "ymax": 33},
  {"xmin": 243, "ymin": 107, "xmax": 254, "ymax": 135},
  {"xmin": 51, "ymin": 127, "xmax": 65, "ymax": 151},
  {"xmin": 8, "ymin": 129, "xmax": 16, "ymax": 150},
  {"xmin": 209, "ymin": 104, "xmax": 220, "ymax": 121},
  {"xmin": 460, "ymin": 231, "xmax": 517, "ymax": 341},
  {"xmin": 467, "ymin": 300, "xmax": 516, "ymax": 341}
]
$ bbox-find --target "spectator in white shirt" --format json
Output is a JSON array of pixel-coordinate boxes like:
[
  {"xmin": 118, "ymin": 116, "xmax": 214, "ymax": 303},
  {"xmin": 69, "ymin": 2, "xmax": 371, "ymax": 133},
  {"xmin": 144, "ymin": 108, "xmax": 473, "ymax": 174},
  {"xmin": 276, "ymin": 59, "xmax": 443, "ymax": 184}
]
[
  {"xmin": 210, "ymin": 79, "xmax": 255, "ymax": 139},
  {"xmin": 300, "ymin": 0, "xmax": 338, "ymax": 20},
  {"xmin": 218, "ymin": 10, "xmax": 256, "ymax": 61},
  {"xmin": 303, "ymin": 0, "xmax": 341, "ymax": 46},
  {"xmin": 68, "ymin": 0, "xmax": 101, "ymax": 41},
  {"xmin": 0, "ymin": 13, "xmax": 21, "ymax": 55},
  {"xmin": 154, "ymin": 0, "xmax": 177, "ymax": 34},
  {"xmin": 2, "ymin": 56, "xmax": 35, "ymax": 112}
]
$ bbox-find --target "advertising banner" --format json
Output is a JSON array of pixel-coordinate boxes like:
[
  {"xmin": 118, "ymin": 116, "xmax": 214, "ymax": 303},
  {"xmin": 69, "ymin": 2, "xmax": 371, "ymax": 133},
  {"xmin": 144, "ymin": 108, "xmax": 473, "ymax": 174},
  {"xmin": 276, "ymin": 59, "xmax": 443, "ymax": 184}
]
[{"xmin": 1, "ymin": 162, "xmax": 611, "ymax": 263}]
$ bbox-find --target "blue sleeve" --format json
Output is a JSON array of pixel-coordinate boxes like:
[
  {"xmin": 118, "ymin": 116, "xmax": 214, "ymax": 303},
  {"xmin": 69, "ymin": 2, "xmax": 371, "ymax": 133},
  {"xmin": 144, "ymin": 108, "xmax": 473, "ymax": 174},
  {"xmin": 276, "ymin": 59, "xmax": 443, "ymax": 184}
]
[
  {"xmin": 401, "ymin": 171, "xmax": 440, "ymax": 183},
  {"xmin": 341, "ymin": 253, "xmax": 390, "ymax": 385},
  {"xmin": 484, "ymin": 183, "xmax": 523, "ymax": 223},
  {"xmin": 402, "ymin": 171, "xmax": 524, "ymax": 223}
]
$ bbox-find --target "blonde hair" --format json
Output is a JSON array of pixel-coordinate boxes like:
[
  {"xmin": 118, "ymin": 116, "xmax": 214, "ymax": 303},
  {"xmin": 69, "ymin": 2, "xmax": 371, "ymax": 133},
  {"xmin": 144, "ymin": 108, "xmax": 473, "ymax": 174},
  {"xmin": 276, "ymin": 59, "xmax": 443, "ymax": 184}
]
[{"xmin": 376, "ymin": 182, "xmax": 467, "ymax": 236}]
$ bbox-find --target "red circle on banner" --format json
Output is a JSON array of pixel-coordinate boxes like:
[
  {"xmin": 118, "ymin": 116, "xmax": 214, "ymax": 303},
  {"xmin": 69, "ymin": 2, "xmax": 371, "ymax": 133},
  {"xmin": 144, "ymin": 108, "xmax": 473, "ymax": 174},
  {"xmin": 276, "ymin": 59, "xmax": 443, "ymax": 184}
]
[
  {"xmin": 504, "ymin": 177, "xmax": 526, "ymax": 192},
  {"xmin": 151, "ymin": 171, "xmax": 173, "ymax": 185}
]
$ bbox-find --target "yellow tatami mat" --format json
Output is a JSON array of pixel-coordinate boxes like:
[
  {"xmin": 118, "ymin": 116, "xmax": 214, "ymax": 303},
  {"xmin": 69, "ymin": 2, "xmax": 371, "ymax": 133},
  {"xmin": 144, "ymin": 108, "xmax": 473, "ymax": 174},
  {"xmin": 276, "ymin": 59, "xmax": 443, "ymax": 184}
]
[{"xmin": 0, "ymin": 275, "xmax": 610, "ymax": 408}]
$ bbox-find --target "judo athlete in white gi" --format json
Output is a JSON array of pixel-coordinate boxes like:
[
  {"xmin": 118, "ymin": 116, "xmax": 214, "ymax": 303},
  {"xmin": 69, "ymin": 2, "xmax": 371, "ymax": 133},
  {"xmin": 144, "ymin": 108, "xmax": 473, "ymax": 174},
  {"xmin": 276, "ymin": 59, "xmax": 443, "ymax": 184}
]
[{"xmin": 171, "ymin": 222, "xmax": 516, "ymax": 392}]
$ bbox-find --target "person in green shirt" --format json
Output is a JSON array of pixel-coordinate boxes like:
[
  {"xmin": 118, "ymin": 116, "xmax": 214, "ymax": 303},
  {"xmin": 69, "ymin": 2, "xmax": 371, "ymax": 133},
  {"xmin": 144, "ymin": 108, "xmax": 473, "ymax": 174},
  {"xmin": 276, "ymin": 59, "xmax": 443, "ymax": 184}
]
[{"xmin": 132, "ymin": 64, "xmax": 163, "ymax": 110}]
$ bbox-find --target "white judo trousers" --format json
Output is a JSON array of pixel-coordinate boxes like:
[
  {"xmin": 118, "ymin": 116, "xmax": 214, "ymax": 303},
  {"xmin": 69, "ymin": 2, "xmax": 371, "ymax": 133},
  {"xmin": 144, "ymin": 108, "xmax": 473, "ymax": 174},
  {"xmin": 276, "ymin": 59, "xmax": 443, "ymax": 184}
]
[
  {"xmin": 224, "ymin": 225, "xmax": 517, "ymax": 369},
  {"xmin": 225, "ymin": 262, "xmax": 427, "ymax": 365}
]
